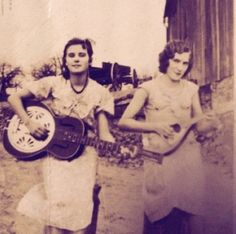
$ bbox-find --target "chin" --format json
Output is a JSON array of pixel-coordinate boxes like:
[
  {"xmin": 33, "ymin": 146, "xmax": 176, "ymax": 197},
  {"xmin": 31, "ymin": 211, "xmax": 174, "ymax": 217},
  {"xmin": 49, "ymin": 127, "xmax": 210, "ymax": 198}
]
[
  {"xmin": 171, "ymin": 77, "xmax": 182, "ymax": 82},
  {"xmin": 71, "ymin": 70, "xmax": 86, "ymax": 75}
]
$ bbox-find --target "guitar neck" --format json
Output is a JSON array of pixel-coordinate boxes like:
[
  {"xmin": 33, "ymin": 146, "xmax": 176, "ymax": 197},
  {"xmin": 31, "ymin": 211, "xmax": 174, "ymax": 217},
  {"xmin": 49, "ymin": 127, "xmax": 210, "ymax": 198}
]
[
  {"xmin": 62, "ymin": 130, "xmax": 120, "ymax": 154},
  {"xmin": 60, "ymin": 128, "xmax": 168, "ymax": 164},
  {"xmin": 81, "ymin": 135, "xmax": 119, "ymax": 152}
]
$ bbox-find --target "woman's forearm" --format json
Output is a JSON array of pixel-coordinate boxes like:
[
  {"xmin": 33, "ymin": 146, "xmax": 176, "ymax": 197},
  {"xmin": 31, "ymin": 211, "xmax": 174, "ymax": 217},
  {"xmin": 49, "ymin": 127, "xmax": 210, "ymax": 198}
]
[
  {"xmin": 97, "ymin": 112, "xmax": 115, "ymax": 142},
  {"xmin": 7, "ymin": 94, "xmax": 31, "ymax": 124}
]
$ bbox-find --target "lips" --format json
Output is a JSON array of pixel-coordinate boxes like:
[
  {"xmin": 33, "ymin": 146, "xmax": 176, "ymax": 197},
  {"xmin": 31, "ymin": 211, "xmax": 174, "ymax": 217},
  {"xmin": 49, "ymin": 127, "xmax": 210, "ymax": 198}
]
[{"xmin": 175, "ymin": 72, "xmax": 182, "ymax": 76}]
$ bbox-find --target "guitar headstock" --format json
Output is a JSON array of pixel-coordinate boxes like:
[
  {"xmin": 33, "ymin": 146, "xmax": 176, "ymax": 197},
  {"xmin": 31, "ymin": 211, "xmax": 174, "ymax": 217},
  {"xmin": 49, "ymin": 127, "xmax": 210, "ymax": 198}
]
[
  {"xmin": 97, "ymin": 140, "xmax": 163, "ymax": 165},
  {"xmin": 118, "ymin": 145, "xmax": 139, "ymax": 159},
  {"xmin": 118, "ymin": 145, "xmax": 164, "ymax": 164}
]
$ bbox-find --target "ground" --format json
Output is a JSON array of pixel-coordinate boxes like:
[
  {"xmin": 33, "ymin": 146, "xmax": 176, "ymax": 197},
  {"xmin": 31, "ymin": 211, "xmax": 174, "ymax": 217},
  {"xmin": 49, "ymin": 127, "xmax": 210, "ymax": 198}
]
[
  {"xmin": 0, "ymin": 102, "xmax": 233, "ymax": 234},
  {"xmin": 0, "ymin": 144, "xmax": 144, "ymax": 234},
  {"xmin": 0, "ymin": 132, "xmax": 233, "ymax": 234}
]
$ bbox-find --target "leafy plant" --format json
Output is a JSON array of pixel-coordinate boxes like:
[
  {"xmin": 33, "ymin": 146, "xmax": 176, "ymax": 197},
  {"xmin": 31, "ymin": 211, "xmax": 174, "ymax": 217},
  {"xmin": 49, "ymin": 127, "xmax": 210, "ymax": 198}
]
[
  {"xmin": 0, "ymin": 63, "xmax": 24, "ymax": 100},
  {"xmin": 31, "ymin": 57, "xmax": 62, "ymax": 80}
]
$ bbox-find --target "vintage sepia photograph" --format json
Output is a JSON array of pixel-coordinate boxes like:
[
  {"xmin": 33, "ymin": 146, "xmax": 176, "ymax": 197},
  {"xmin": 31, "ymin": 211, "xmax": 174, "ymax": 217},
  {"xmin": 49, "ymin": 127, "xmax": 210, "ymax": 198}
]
[{"xmin": 0, "ymin": 0, "xmax": 234, "ymax": 233}]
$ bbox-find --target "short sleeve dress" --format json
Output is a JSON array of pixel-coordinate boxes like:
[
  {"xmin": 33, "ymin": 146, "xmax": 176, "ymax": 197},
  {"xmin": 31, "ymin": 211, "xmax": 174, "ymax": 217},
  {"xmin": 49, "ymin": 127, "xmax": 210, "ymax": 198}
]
[
  {"xmin": 17, "ymin": 76, "xmax": 114, "ymax": 231},
  {"xmin": 140, "ymin": 76, "xmax": 205, "ymax": 223}
]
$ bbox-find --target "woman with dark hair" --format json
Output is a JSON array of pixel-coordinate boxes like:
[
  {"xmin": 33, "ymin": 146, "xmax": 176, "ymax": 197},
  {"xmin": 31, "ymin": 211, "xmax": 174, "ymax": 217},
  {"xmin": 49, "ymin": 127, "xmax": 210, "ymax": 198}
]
[
  {"xmin": 62, "ymin": 38, "xmax": 94, "ymax": 79},
  {"xmin": 118, "ymin": 40, "xmax": 219, "ymax": 233},
  {"xmin": 8, "ymin": 37, "xmax": 115, "ymax": 234},
  {"xmin": 158, "ymin": 40, "xmax": 193, "ymax": 76}
]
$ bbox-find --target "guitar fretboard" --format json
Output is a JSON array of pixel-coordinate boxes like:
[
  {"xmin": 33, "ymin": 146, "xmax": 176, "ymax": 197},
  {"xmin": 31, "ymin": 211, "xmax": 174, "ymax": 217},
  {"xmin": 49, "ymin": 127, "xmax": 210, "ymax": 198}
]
[{"xmin": 61, "ymin": 130, "xmax": 121, "ymax": 154}]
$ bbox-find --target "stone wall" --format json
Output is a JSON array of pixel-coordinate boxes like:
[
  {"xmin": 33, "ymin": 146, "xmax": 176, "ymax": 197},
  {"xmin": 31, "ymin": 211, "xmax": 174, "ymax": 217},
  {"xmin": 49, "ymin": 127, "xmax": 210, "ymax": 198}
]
[{"xmin": 199, "ymin": 77, "xmax": 234, "ymax": 234}]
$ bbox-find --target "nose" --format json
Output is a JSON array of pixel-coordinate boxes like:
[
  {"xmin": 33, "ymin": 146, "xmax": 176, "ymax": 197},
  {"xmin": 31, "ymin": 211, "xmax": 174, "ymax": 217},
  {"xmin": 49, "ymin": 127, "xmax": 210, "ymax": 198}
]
[
  {"xmin": 73, "ymin": 55, "xmax": 80, "ymax": 62},
  {"xmin": 176, "ymin": 62, "xmax": 185, "ymax": 71}
]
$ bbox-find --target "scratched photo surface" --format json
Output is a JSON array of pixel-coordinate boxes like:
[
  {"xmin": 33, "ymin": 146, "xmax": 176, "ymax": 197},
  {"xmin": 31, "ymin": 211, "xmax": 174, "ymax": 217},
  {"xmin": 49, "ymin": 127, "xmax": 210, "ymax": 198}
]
[{"xmin": 0, "ymin": 1, "xmax": 234, "ymax": 234}]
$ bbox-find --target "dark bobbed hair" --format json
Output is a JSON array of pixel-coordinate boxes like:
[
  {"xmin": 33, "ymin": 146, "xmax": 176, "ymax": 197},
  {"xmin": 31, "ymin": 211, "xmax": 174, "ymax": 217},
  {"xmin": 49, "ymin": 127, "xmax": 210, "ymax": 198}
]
[
  {"xmin": 62, "ymin": 37, "xmax": 93, "ymax": 79},
  {"xmin": 159, "ymin": 39, "xmax": 193, "ymax": 77}
]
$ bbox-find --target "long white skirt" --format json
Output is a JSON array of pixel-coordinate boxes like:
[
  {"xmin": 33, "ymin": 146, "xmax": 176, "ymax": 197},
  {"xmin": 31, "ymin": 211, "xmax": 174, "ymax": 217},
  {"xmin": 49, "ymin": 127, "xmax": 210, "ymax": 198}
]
[
  {"xmin": 143, "ymin": 132, "xmax": 205, "ymax": 223},
  {"xmin": 17, "ymin": 147, "xmax": 97, "ymax": 231}
]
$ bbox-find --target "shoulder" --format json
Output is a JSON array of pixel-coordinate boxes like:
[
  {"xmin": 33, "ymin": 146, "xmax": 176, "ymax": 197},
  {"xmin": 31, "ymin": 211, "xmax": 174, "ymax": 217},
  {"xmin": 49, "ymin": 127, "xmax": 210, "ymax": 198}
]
[
  {"xmin": 88, "ymin": 78, "xmax": 103, "ymax": 88},
  {"xmin": 32, "ymin": 75, "xmax": 64, "ymax": 85},
  {"xmin": 23, "ymin": 75, "xmax": 56, "ymax": 89},
  {"xmin": 139, "ymin": 79, "xmax": 157, "ymax": 92},
  {"xmin": 42, "ymin": 75, "xmax": 68, "ymax": 89},
  {"xmin": 47, "ymin": 75, "xmax": 65, "ymax": 84},
  {"xmin": 182, "ymin": 79, "xmax": 199, "ymax": 93},
  {"xmin": 139, "ymin": 78, "xmax": 158, "ymax": 97},
  {"xmin": 140, "ymin": 79, "xmax": 157, "ymax": 89},
  {"xmin": 33, "ymin": 75, "xmax": 67, "ymax": 91},
  {"xmin": 88, "ymin": 78, "xmax": 110, "ymax": 93}
]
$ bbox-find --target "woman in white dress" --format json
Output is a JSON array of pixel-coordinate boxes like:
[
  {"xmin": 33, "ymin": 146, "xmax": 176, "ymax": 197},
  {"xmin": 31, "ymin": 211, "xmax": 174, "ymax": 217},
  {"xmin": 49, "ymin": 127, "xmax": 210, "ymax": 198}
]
[
  {"xmin": 8, "ymin": 38, "xmax": 115, "ymax": 234},
  {"xmin": 118, "ymin": 40, "xmax": 219, "ymax": 234}
]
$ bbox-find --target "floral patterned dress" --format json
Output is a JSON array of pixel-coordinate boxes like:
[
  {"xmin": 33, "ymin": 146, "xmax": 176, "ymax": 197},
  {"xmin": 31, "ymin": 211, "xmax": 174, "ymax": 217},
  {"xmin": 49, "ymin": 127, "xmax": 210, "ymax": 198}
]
[
  {"xmin": 17, "ymin": 76, "xmax": 114, "ymax": 231},
  {"xmin": 140, "ymin": 76, "xmax": 205, "ymax": 223}
]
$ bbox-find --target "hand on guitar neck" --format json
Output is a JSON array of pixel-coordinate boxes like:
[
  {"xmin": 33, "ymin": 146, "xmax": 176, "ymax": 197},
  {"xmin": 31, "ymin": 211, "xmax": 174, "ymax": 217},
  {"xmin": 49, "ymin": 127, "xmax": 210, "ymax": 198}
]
[{"xmin": 148, "ymin": 105, "xmax": 229, "ymax": 155}]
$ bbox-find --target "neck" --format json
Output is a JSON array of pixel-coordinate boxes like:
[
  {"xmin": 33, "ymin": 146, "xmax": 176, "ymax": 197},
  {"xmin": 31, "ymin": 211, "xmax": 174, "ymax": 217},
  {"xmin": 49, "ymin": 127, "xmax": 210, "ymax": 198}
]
[
  {"xmin": 70, "ymin": 71, "xmax": 88, "ymax": 86},
  {"xmin": 162, "ymin": 74, "xmax": 182, "ymax": 87}
]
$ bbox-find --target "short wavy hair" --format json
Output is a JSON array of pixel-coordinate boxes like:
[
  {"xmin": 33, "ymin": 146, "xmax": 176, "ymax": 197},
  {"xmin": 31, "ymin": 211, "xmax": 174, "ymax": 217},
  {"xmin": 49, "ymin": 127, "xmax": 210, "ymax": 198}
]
[
  {"xmin": 62, "ymin": 37, "xmax": 93, "ymax": 79},
  {"xmin": 159, "ymin": 39, "xmax": 193, "ymax": 77}
]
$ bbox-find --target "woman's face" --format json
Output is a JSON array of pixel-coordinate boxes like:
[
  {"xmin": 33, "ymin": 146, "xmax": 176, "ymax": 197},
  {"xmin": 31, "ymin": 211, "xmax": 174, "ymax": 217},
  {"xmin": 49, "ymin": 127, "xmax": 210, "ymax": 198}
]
[
  {"xmin": 166, "ymin": 52, "xmax": 191, "ymax": 82},
  {"xmin": 65, "ymin": 44, "xmax": 90, "ymax": 75}
]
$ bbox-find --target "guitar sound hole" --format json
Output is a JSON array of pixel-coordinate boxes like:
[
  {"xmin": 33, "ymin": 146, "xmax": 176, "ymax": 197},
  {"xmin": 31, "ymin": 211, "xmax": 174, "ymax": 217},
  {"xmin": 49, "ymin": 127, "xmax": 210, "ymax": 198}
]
[{"xmin": 170, "ymin": 124, "xmax": 181, "ymax": 133}]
